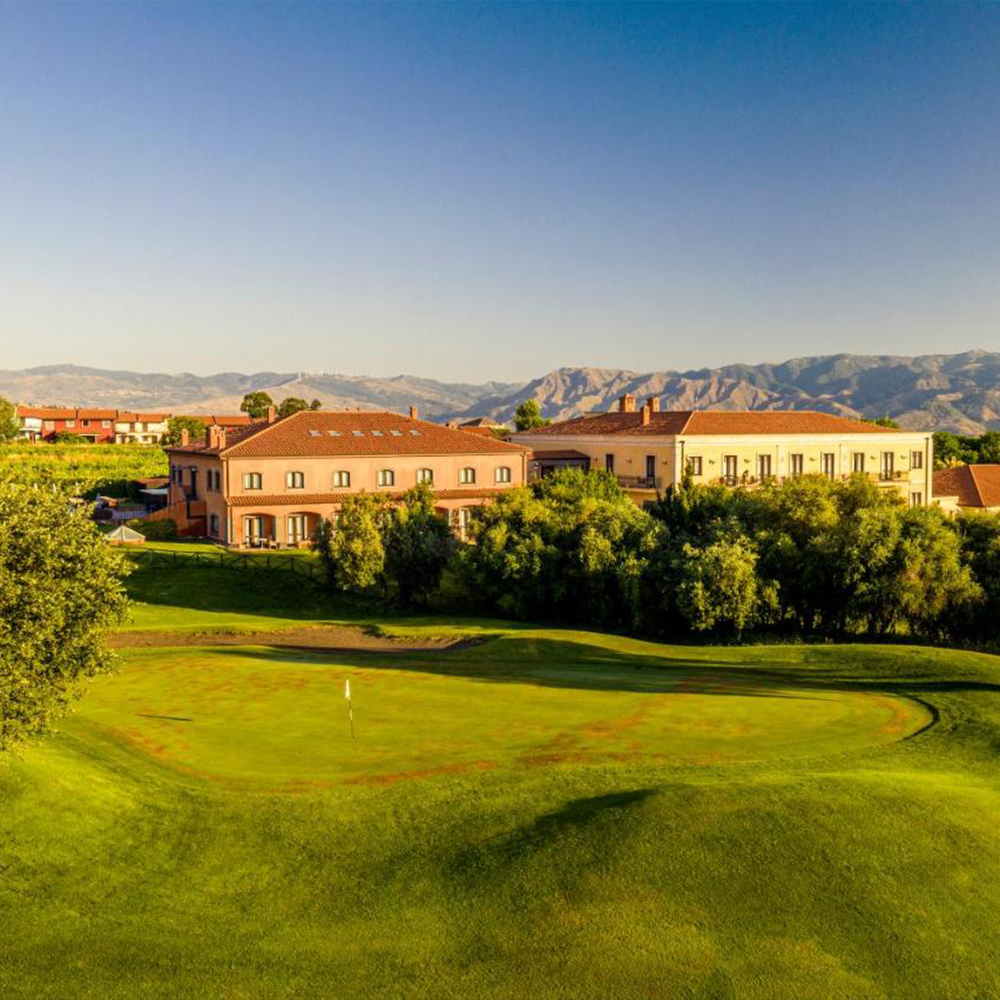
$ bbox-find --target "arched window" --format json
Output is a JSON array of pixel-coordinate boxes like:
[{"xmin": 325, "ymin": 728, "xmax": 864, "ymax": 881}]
[
  {"xmin": 494, "ymin": 466, "xmax": 511, "ymax": 483},
  {"xmin": 416, "ymin": 468, "xmax": 434, "ymax": 484},
  {"xmin": 286, "ymin": 471, "xmax": 305, "ymax": 489},
  {"xmin": 378, "ymin": 469, "xmax": 395, "ymax": 487},
  {"xmin": 459, "ymin": 467, "xmax": 476, "ymax": 484},
  {"xmin": 332, "ymin": 470, "xmax": 351, "ymax": 488}
]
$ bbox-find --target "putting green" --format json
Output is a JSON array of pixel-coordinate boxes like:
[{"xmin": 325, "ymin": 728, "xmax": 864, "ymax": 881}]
[{"xmin": 69, "ymin": 644, "xmax": 933, "ymax": 786}]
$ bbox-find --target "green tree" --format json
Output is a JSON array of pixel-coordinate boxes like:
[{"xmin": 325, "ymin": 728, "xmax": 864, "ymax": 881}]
[
  {"xmin": 382, "ymin": 484, "xmax": 456, "ymax": 605},
  {"xmin": 163, "ymin": 415, "xmax": 207, "ymax": 446},
  {"xmin": 0, "ymin": 396, "xmax": 19, "ymax": 442},
  {"xmin": 313, "ymin": 492, "xmax": 386, "ymax": 593},
  {"xmin": 675, "ymin": 532, "xmax": 772, "ymax": 639},
  {"xmin": 240, "ymin": 391, "xmax": 274, "ymax": 419},
  {"xmin": 514, "ymin": 399, "xmax": 550, "ymax": 432},
  {"xmin": 0, "ymin": 482, "xmax": 130, "ymax": 749},
  {"xmin": 864, "ymin": 415, "xmax": 900, "ymax": 429},
  {"xmin": 309, "ymin": 399, "xmax": 323, "ymax": 411},
  {"xmin": 277, "ymin": 397, "xmax": 309, "ymax": 418}
]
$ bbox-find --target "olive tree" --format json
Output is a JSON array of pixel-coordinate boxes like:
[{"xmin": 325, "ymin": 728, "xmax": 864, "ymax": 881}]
[{"xmin": 0, "ymin": 482, "xmax": 130, "ymax": 749}]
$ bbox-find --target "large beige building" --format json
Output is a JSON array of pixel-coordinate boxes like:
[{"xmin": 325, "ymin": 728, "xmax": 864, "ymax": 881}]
[
  {"xmin": 513, "ymin": 394, "xmax": 933, "ymax": 505},
  {"xmin": 165, "ymin": 407, "xmax": 528, "ymax": 546}
]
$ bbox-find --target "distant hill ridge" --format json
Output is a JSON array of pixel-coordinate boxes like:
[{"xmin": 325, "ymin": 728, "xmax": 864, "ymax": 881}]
[{"xmin": 4, "ymin": 352, "xmax": 1000, "ymax": 432}]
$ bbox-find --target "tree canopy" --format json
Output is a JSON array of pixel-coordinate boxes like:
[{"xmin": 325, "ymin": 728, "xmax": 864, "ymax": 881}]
[
  {"xmin": 0, "ymin": 396, "xmax": 18, "ymax": 443},
  {"xmin": 0, "ymin": 482, "xmax": 130, "ymax": 749},
  {"xmin": 278, "ymin": 397, "xmax": 309, "ymax": 418},
  {"xmin": 514, "ymin": 400, "xmax": 551, "ymax": 431},
  {"xmin": 240, "ymin": 391, "xmax": 274, "ymax": 419},
  {"xmin": 163, "ymin": 414, "xmax": 207, "ymax": 445}
]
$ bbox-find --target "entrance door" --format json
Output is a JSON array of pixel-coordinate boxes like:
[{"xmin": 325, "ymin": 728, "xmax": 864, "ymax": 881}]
[
  {"xmin": 189, "ymin": 468, "xmax": 199, "ymax": 499},
  {"xmin": 244, "ymin": 516, "xmax": 264, "ymax": 546},
  {"xmin": 645, "ymin": 455, "xmax": 656, "ymax": 484},
  {"xmin": 723, "ymin": 455, "xmax": 738, "ymax": 485}
]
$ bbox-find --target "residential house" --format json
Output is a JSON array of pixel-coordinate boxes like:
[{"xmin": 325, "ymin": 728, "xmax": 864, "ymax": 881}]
[
  {"xmin": 15, "ymin": 406, "xmax": 117, "ymax": 443},
  {"xmin": 932, "ymin": 465, "xmax": 1000, "ymax": 514},
  {"xmin": 164, "ymin": 406, "xmax": 528, "ymax": 546},
  {"xmin": 513, "ymin": 394, "xmax": 933, "ymax": 506},
  {"xmin": 114, "ymin": 412, "xmax": 170, "ymax": 444}
]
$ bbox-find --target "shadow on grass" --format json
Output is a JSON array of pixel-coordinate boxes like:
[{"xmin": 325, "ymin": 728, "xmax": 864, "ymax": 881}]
[
  {"xmin": 449, "ymin": 788, "xmax": 659, "ymax": 881},
  {"xmin": 202, "ymin": 633, "xmax": 1000, "ymax": 720}
]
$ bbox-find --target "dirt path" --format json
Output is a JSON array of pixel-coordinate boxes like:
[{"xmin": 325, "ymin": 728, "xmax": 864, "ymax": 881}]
[{"xmin": 110, "ymin": 624, "xmax": 479, "ymax": 653}]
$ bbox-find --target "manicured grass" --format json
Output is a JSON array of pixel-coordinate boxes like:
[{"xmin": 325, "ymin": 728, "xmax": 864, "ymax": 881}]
[{"xmin": 2, "ymin": 613, "xmax": 1000, "ymax": 997}]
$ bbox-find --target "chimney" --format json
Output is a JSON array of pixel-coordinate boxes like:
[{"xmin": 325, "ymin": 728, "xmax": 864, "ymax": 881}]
[
  {"xmin": 180, "ymin": 428, "xmax": 190, "ymax": 446},
  {"xmin": 618, "ymin": 394, "xmax": 636, "ymax": 413},
  {"xmin": 206, "ymin": 424, "xmax": 225, "ymax": 450},
  {"xmin": 645, "ymin": 396, "xmax": 660, "ymax": 412},
  {"xmin": 217, "ymin": 426, "xmax": 227, "ymax": 449},
  {"xmin": 266, "ymin": 405, "xmax": 276, "ymax": 424},
  {"xmin": 641, "ymin": 404, "xmax": 651, "ymax": 426},
  {"xmin": 205, "ymin": 425, "xmax": 215, "ymax": 449},
  {"xmin": 409, "ymin": 405, "xmax": 418, "ymax": 420}
]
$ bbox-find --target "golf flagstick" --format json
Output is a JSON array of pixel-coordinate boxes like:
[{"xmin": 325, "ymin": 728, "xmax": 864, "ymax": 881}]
[{"xmin": 345, "ymin": 678, "xmax": 355, "ymax": 739}]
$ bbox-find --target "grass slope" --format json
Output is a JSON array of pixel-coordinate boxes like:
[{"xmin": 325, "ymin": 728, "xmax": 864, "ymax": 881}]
[{"xmin": 2, "ymin": 571, "xmax": 1000, "ymax": 999}]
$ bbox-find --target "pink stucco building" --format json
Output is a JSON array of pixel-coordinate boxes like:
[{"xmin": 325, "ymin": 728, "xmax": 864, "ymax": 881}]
[{"xmin": 164, "ymin": 407, "xmax": 527, "ymax": 546}]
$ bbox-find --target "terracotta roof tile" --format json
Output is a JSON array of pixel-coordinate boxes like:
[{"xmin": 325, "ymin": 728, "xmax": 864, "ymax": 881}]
[
  {"xmin": 934, "ymin": 465, "xmax": 1000, "ymax": 508},
  {"xmin": 515, "ymin": 409, "xmax": 902, "ymax": 439},
  {"xmin": 228, "ymin": 487, "xmax": 511, "ymax": 507},
  {"xmin": 167, "ymin": 411, "xmax": 528, "ymax": 458},
  {"xmin": 16, "ymin": 406, "xmax": 77, "ymax": 419}
]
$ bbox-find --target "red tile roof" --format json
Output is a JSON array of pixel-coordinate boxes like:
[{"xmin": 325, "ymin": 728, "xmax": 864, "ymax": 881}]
[
  {"xmin": 16, "ymin": 406, "xmax": 77, "ymax": 419},
  {"xmin": 933, "ymin": 465, "xmax": 1000, "ymax": 508},
  {"xmin": 182, "ymin": 414, "xmax": 254, "ymax": 427},
  {"xmin": 515, "ymin": 409, "xmax": 903, "ymax": 438},
  {"xmin": 228, "ymin": 488, "xmax": 511, "ymax": 507},
  {"xmin": 116, "ymin": 412, "xmax": 170, "ymax": 422},
  {"xmin": 166, "ymin": 410, "xmax": 528, "ymax": 458}
]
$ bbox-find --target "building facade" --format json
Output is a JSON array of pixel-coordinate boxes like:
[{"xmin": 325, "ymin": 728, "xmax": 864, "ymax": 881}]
[
  {"xmin": 932, "ymin": 465, "xmax": 1000, "ymax": 514},
  {"xmin": 165, "ymin": 407, "xmax": 528, "ymax": 546},
  {"xmin": 15, "ymin": 406, "xmax": 118, "ymax": 443},
  {"xmin": 114, "ymin": 413, "xmax": 171, "ymax": 444},
  {"xmin": 514, "ymin": 395, "xmax": 934, "ymax": 506}
]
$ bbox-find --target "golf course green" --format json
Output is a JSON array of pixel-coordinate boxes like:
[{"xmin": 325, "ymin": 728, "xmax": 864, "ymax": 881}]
[{"xmin": 1, "ymin": 565, "xmax": 999, "ymax": 999}]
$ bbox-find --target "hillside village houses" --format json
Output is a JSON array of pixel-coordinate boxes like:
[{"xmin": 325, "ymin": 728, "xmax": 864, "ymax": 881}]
[
  {"xmin": 164, "ymin": 406, "xmax": 528, "ymax": 546},
  {"xmin": 13, "ymin": 405, "xmax": 251, "ymax": 443},
  {"xmin": 513, "ymin": 393, "xmax": 934, "ymax": 507}
]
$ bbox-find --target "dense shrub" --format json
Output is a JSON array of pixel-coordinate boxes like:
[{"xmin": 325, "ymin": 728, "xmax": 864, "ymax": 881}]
[{"xmin": 127, "ymin": 518, "xmax": 178, "ymax": 541}]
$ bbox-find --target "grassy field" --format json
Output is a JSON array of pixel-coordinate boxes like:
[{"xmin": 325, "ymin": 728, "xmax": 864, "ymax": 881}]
[{"xmin": 1, "ymin": 566, "xmax": 1000, "ymax": 998}]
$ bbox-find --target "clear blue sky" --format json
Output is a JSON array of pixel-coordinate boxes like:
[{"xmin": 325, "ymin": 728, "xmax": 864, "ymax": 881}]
[{"xmin": 1, "ymin": 2, "xmax": 998, "ymax": 381}]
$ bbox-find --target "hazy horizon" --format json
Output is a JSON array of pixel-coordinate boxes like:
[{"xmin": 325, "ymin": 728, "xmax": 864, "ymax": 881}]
[{"xmin": 2, "ymin": 3, "xmax": 999, "ymax": 380}]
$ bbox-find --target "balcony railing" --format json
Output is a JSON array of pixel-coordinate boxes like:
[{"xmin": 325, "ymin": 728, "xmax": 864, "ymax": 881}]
[{"xmin": 616, "ymin": 475, "xmax": 662, "ymax": 490}]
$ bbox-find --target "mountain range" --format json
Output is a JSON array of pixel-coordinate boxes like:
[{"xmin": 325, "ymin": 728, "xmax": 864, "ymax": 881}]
[{"xmin": 5, "ymin": 352, "xmax": 1000, "ymax": 433}]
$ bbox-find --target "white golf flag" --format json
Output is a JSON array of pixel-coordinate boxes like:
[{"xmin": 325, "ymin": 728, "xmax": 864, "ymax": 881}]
[{"xmin": 345, "ymin": 679, "xmax": 351, "ymax": 700}]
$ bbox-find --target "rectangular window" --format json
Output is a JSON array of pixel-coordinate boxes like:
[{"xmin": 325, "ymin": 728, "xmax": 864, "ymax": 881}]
[
  {"xmin": 605, "ymin": 454, "xmax": 615, "ymax": 474},
  {"xmin": 459, "ymin": 467, "xmax": 476, "ymax": 484},
  {"xmin": 852, "ymin": 452, "xmax": 866, "ymax": 473},
  {"xmin": 286, "ymin": 471, "xmax": 305, "ymax": 489},
  {"xmin": 44, "ymin": 421, "xmax": 54, "ymax": 430},
  {"xmin": 378, "ymin": 469, "xmax": 395, "ymax": 487},
  {"xmin": 687, "ymin": 456, "xmax": 702, "ymax": 476},
  {"xmin": 910, "ymin": 492, "xmax": 923, "ymax": 507},
  {"xmin": 756, "ymin": 454, "xmax": 772, "ymax": 479},
  {"xmin": 332, "ymin": 470, "xmax": 351, "ymax": 488},
  {"xmin": 723, "ymin": 455, "xmax": 738, "ymax": 484},
  {"xmin": 243, "ymin": 472, "xmax": 262, "ymax": 491},
  {"xmin": 66, "ymin": 420, "xmax": 75, "ymax": 428},
  {"xmin": 209, "ymin": 514, "xmax": 219, "ymax": 536},
  {"xmin": 287, "ymin": 514, "xmax": 307, "ymax": 544},
  {"xmin": 495, "ymin": 466, "xmax": 511, "ymax": 484},
  {"xmin": 102, "ymin": 420, "xmax": 110, "ymax": 428},
  {"xmin": 416, "ymin": 468, "xmax": 434, "ymax": 484},
  {"xmin": 881, "ymin": 452, "xmax": 895, "ymax": 480},
  {"xmin": 911, "ymin": 450, "xmax": 924, "ymax": 470},
  {"xmin": 822, "ymin": 453, "xmax": 836, "ymax": 479},
  {"xmin": 82, "ymin": 420, "xmax": 90, "ymax": 428},
  {"xmin": 790, "ymin": 454, "xmax": 804, "ymax": 477}
]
